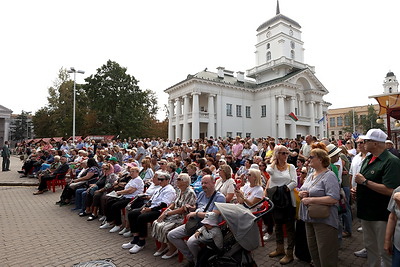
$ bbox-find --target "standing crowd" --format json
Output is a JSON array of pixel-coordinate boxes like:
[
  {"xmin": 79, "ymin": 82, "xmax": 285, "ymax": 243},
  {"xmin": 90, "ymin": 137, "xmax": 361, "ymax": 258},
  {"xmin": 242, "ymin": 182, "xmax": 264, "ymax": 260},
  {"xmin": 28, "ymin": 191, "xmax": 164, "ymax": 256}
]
[{"xmin": 9, "ymin": 130, "xmax": 400, "ymax": 267}]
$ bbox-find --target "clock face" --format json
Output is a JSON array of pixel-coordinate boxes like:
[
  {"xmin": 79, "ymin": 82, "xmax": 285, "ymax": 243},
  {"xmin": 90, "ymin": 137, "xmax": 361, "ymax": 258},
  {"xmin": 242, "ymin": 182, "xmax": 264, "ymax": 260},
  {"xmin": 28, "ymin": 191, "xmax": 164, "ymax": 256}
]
[
  {"xmin": 289, "ymin": 29, "xmax": 293, "ymax": 36},
  {"xmin": 291, "ymin": 41, "xmax": 295, "ymax": 49},
  {"xmin": 266, "ymin": 31, "xmax": 271, "ymax": 38}
]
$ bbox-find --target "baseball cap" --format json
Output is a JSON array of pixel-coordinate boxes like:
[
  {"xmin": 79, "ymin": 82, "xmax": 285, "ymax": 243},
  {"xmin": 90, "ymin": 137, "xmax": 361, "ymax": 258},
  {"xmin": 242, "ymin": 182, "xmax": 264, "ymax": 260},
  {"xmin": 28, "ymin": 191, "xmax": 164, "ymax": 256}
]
[{"xmin": 359, "ymin": 129, "xmax": 387, "ymax": 143}]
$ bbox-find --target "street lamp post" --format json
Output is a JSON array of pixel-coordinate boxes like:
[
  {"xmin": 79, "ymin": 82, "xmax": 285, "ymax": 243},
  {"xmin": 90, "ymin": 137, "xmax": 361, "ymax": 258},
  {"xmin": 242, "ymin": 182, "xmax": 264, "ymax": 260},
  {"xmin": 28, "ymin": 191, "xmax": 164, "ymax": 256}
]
[{"xmin": 67, "ymin": 67, "xmax": 85, "ymax": 145}]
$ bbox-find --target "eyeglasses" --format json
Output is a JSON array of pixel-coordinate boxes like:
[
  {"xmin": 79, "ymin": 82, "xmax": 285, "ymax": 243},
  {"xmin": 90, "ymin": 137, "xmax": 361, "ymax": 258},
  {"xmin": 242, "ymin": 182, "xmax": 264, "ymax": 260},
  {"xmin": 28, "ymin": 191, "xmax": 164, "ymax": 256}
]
[
  {"xmin": 159, "ymin": 163, "xmax": 165, "ymax": 165},
  {"xmin": 157, "ymin": 178, "xmax": 167, "ymax": 181},
  {"xmin": 356, "ymin": 141, "xmax": 365, "ymax": 144},
  {"xmin": 278, "ymin": 152, "xmax": 289, "ymax": 155},
  {"xmin": 301, "ymin": 171, "xmax": 307, "ymax": 174},
  {"xmin": 176, "ymin": 178, "xmax": 183, "ymax": 181},
  {"xmin": 308, "ymin": 155, "xmax": 315, "ymax": 160}
]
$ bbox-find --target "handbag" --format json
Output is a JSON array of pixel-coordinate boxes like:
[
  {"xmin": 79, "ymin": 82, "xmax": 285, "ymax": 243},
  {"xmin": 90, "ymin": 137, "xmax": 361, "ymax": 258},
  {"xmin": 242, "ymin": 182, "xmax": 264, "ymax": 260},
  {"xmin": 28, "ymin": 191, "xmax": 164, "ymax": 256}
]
[
  {"xmin": 307, "ymin": 204, "xmax": 330, "ymax": 219},
  {"xmin": 185, "ymin": 191, "xmax": 217, "ymax": 236},
  {"xmin": 305, "ymin": 170, "xmax": 330, "ymax": 219}
]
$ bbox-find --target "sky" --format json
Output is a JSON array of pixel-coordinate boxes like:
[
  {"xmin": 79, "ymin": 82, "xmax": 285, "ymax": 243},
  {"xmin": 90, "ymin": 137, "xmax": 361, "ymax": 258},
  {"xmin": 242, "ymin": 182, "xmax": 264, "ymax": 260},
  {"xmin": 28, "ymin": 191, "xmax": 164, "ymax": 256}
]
[{"xmin": 2, "ymin": 0, "xmax": 400, "ymax": 120}]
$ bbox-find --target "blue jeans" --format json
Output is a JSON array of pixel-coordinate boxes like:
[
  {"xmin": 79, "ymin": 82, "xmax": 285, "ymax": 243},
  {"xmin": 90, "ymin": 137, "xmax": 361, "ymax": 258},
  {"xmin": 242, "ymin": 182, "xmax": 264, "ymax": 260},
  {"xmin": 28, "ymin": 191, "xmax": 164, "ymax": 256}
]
[
  {"xmin": 75, "ymin": 188, "xmax": 87, "ymax": 211},
  {"xmin": 393, "ymin": 245, "xmax": 400, "ymax": 266}
]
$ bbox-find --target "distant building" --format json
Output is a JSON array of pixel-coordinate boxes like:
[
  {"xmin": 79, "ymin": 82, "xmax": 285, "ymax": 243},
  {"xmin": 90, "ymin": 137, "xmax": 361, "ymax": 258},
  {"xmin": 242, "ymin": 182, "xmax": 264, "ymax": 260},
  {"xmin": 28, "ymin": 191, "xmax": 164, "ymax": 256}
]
[
  {"xmin": 327, "ymin": 104, "xmax": 379, "ymax": 140},
  {"xmin": 165, "ymin": 3, "xmax": 330, "ymax": 141},
  {"xmin": 0, "ymin": 105, "xmax": 12, "ymax": 144}
]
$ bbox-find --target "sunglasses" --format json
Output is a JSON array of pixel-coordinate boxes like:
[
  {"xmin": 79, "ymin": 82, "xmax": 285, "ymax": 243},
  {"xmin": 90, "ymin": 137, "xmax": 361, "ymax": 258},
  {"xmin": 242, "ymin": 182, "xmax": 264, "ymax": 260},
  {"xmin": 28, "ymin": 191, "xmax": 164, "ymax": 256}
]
[
  {"xmin": 357, "ymin": 141, "xmax": 365, "ymax": 144},
  {"xmin": 176, "ymin": 178, "xmax": 183, "ymax": 181},
  {"xmin": 158, "ymin": 178, "xmax": 167, "ymax": 181},
  {"xmin": 301, "ymin": 171, "xmax": 307, "ymax": 174},
  {"xmin": 308, "ymin": 155, "xmax": 315, "ymax": 160}
]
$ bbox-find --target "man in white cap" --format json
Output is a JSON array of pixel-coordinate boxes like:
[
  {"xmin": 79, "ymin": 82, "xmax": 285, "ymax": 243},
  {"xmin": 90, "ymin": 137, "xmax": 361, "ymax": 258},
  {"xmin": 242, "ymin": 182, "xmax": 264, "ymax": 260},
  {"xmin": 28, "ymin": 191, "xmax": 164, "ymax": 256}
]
[{"xmin": 352, "ymin": 129, "xmax": 400, "ymax": 267}]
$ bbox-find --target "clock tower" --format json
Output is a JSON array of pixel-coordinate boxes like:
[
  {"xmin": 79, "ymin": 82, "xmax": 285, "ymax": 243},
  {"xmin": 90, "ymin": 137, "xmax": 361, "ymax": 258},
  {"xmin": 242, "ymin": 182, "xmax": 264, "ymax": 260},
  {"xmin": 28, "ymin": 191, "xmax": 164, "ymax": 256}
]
[
  {"xmin": 247, "ymin": 0, "xmax": 311, "ymax": 83},
  {"xmin": 383, "ymin": 71, "xmax": 399, "ymax": 94}
]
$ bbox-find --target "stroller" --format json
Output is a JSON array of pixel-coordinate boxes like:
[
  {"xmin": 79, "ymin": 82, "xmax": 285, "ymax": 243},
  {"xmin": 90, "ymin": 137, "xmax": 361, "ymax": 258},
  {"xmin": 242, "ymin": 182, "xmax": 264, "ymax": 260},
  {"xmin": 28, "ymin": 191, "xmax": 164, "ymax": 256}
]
[{"xmin": 198, "ymin": 198, "xmax": 274, "ymax": 267}]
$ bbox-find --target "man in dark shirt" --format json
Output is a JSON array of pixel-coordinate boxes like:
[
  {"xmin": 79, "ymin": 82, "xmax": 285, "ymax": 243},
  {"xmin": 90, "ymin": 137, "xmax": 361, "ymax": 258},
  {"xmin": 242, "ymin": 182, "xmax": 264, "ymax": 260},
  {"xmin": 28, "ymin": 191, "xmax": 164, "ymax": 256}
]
[
  {"xmin": 353, "ymin": 129, "xmax": 400, "ymax": 267},
  {"xmin": 33, "ymin": 155, "xmax": 69, "ymax": 195},
  {"xmin": 385, "ymin": 140, "xmax": 400, "ymax": 158}
]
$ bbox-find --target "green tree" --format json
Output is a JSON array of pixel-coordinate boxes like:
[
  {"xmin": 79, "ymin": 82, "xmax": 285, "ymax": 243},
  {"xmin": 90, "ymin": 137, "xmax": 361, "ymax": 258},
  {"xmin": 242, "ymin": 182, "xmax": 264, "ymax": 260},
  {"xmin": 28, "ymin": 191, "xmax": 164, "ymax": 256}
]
[
  {"xmin": 360, "ymin": 104, "xmax": 386, "ymax": 132},
  {"xmin": 83, "ymin": 60, "xmax": 158, "ymax": 138},
  {"xmin": 33, "ymin": 68, "xmax": 88, "ymax": 138},
  {"xmin": 342, "ymin": 110, "xmax": 359, "ymax": 133},
  {"xmin": 11, "ymin": 111, "xmax": 32, "ymax": 141}
]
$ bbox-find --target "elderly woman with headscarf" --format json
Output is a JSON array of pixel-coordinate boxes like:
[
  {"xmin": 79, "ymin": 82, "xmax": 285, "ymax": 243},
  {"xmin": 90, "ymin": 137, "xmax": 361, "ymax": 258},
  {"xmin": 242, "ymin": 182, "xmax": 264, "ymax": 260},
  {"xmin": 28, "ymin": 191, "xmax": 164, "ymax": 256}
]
[{"xmin": 152, "ymin": 173, "xmax": 196, "ymax": 258}]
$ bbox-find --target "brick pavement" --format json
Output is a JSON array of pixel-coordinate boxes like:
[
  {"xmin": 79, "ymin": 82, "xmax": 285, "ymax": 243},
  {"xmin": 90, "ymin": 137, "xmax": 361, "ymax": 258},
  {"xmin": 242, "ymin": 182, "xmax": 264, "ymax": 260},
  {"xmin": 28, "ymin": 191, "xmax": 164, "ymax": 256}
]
[{"xmin": 0, "ymin": 156, "xmax": 368, "ymax": 266}]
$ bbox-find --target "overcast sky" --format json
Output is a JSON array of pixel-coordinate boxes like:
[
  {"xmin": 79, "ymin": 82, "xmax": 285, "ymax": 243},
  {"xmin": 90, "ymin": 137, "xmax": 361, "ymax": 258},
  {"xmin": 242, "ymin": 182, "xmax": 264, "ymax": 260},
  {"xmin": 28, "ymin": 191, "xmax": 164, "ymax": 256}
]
[{"xmin": 2, "ymin": 0, "xmax": 399, "ymax": 120}]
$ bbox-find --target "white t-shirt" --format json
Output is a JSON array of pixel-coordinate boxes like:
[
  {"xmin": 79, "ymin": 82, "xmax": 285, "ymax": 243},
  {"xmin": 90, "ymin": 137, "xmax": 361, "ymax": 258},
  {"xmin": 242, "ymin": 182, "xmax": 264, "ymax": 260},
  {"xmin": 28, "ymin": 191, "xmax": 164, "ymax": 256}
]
[
  {"xmin": 215, "ymin": 178, "xmax": 236, "ymax": 200},
  {"xmin": 241, "ymin": 184, "xmax": 264, "ymax": 211},
  {"xmin": 349, "ymin": 152, "xmax": 369, "ymax": 188},
  {"xmin": 266, "ymin": 164, "xmax": 297, "ymax": 207},
  {"xmin": 124, "ymin": 177, "xmax": 144, "ymax": 199}
]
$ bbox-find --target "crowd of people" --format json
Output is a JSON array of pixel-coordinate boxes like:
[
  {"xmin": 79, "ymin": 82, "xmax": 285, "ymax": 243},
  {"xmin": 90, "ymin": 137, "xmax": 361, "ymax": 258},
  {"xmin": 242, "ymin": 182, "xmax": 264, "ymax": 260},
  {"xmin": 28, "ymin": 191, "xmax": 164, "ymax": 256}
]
[{"xmin": 10, "ymin": 130, "xmax": 400, "ymax": 267}]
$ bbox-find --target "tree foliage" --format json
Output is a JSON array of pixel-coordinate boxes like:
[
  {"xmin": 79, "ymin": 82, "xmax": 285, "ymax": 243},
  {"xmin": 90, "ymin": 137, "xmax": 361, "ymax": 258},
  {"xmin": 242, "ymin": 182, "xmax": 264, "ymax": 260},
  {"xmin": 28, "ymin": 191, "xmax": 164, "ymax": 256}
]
[
  {"xmin": 360, "ymin": 104, "xmax": 386, "ymax": 132},
  {"xmin": 342, "ymin": 110, "xmax": 359, "ymax": 133},
  {"xmin": 10, "ymin": 111, "xmax": 32, "ymax": 141},
  {"xmin": 83, "ymin": 60, "xmax": 158, "ymax": 138},
  {"xmin": 33, "ymin": 61, "xmax": 160, "ymax": 139}
]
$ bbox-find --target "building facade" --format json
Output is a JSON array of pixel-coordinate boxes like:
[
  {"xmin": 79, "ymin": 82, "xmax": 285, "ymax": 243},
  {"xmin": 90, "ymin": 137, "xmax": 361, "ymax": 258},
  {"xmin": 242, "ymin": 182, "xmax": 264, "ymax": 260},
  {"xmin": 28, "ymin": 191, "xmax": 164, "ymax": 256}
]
[
  {"xmin": 165, "ymin": 6, "xmax": 330, "ymax": 141},
  {"xmin": 0, "ymin": 105, "xmax": 13, "ymax": 145}
]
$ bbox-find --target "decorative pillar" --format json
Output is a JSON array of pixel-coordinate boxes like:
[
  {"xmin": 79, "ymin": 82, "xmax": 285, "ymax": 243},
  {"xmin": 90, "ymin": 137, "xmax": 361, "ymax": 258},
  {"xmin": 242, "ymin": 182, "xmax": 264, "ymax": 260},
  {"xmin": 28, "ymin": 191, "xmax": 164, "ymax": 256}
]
[
  {"xmin": 216, "ymin": 95, "xmax": 222, "ymax": 138},
  {"xmin": 289, "ymin": 97, "xmax": 297, "ymax": 139},
  {"xmin": 207, "ymin": 94, "xmax": 215, "ymax": 138},
  {"xmin": 270, "ymin": 97, "xmax": 277, "ymax": 139},
  {"xmin": 182, "ymin": 95, "xmax": 190, "ymax": 141},
  {"xmin": 277, "ymin": 95, "xmax": 286, "ymax": 138},
  {"xmin": 175, "ymin": 98, "xmax": 181, "ymax": 140},
  {"xmin": 168, "ymin": 99, "xmax": 174, "ymax": 141},
  {"xmin": 192, "ymin": 92, "xmax": 200, "ymax": 140},
  {"xmin": 308, "ymin": 101, "xmax": 316, "ymax": 136},
  {"xmin": 318, "ymin": 103, "xmax": 325, "ymax": 138}
]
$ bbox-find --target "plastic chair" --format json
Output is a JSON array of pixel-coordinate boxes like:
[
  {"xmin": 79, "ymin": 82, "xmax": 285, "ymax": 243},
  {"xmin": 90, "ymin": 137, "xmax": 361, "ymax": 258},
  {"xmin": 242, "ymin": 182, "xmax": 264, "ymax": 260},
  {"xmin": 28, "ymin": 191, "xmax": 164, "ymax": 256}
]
[{"xmin": 47, "ymin": 172, "xmax": 67, "ymax": 192}]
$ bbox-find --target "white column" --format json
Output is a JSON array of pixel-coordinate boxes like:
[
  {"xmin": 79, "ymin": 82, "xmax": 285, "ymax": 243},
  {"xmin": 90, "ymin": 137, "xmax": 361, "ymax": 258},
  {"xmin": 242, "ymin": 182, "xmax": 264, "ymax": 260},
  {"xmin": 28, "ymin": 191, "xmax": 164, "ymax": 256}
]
[
  {"xmin": 175, "ymin": 98, "xmax": 181, "ymax": 140},
  {"xmin": 270, "ymin": 97, "xmax": 276, "ymax": 138},
  {"xmin": 277, "ymin": 95, "xmax": 286, "ymax": 138},
  {"xmin": 308, "ymin": 101, "xmax": 316, "ymax": 136},
  {"xmin": 289, "ymin": 97, "xmax": 296, "ymax": 139},
  {"xmin": 207, "ymin": 94, "xmax": 215, "ymax": 138},
  {"xmin": 192, "ymin": 92, "xmax": 200, "ymax": 140},
  {"xmin": 318, "ymin": 103, "xmax": 325, "ymax": 138},
  {"xmin": 216, "ymin": 95, "xmax": 222, "ymax": 138},
  {"xmin": 182, "ymin": 95, "xmax": 190, "ymax": 141},
  {"xmin": 4, "ymin": 118, "xmax": 10, "ymax": 141},
  {"xmin": 168, "ymin": 99, "xmax": 174, "ymax": 141}
]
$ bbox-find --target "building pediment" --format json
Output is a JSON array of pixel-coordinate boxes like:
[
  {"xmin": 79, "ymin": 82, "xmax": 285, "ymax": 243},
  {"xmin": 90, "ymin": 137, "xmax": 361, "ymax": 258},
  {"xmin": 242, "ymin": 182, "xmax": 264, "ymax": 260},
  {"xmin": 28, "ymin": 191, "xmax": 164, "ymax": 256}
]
[
  {"xmin": 0, "ymin": 104, "xmax": 13, "ymax": 116},
  {"xmin": 285, "ymin": 68, "xmax": 328, "ymax": 94}
]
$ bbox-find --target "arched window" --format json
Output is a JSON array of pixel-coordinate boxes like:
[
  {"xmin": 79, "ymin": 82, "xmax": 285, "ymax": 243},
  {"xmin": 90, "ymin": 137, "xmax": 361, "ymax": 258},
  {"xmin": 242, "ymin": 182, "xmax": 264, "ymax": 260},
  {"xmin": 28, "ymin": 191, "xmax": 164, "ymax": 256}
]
[
  {"xmin": 267, "ymin": 51, "xmax": 271, "ymax": 61},
  {"xmin": 389, "ymin": 87, "xmax": 392, "ymax": 93},
  {"xmin": 267, "ymin": 43, "xmax": 270, "ymax": 49},
  {"xmin": 291, "ymin": 50, "xmax": 295, "ymax": 60}
]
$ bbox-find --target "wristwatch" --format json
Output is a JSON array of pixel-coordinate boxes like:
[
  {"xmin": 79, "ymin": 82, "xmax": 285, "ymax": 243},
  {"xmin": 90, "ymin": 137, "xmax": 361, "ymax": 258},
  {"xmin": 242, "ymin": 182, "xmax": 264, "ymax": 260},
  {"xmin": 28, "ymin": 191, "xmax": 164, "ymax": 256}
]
[{"xmin": 362, "ymin": 179, "xmax": 369, "ymax": 186}]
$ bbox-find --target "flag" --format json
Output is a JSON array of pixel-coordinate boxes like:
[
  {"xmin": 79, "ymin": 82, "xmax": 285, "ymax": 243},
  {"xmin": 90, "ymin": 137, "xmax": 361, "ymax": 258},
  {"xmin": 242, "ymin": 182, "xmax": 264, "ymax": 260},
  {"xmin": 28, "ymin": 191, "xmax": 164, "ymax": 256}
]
[
  {"xmin": 288, "ymin": 112, "xmax": 298, "ymax": 122},
  {"xmin": 318, "ymin": 116, "xmax": 324, "ymax": 124}
]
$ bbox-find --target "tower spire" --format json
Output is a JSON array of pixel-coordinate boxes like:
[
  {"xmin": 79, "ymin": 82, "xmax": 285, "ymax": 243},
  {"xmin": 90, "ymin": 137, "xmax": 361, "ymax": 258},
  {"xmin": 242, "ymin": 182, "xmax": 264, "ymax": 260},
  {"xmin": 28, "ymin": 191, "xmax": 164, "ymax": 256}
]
[{"xmin": 276, "ymin": 0, "xmax": 280, "ymax": 15}]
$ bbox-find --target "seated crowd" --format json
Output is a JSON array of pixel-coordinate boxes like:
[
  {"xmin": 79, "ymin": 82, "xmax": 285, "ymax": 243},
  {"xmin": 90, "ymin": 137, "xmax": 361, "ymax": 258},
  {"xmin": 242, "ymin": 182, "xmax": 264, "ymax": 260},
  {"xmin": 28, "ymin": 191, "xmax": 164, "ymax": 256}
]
[{"xmin": 17, "ymin": 131, "xmax": 400, "ymax": 267}]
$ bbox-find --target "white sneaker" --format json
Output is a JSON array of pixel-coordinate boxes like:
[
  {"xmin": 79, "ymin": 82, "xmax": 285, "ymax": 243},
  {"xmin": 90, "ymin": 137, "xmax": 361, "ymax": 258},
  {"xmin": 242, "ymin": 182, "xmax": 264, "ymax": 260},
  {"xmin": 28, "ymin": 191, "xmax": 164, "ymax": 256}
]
[
  {"xmin": 153, "ymin": 247, "xmax": 169, "ymax": 256},
  {"xmin": 263, "ymin": 233, "xmax": 271, "ymax": 242},
  {"xmin": 99, "ymin": 222, "xmax": 111, "ymax": 229},
  {"xmin": 357, "ymin": 227, "xmax": 363, "ymax": 232},
  {"xmin": 109, "ymin": 225, "xmax": 121, "ymax": 233},
  {"xmin": 98, "ymin": 216, "xmax": 106, "ymax": 221},
  {"xmin": 119, "ymin": 228, "xmax": 128, "ymax": 235},
  {"xmin": 354, "ymin": 248, "xmax": 367, "ymax": 258},
  {"xmin": 122, "ymin": 241, "xmax": 135, "ymax": 249},
  {"xmin": 123, "ymin": 231, "xmax": 132, "ymax": 238},
  {"xmin": 129, "ymin": 244, "xmax": 144, "ymax": 254}
]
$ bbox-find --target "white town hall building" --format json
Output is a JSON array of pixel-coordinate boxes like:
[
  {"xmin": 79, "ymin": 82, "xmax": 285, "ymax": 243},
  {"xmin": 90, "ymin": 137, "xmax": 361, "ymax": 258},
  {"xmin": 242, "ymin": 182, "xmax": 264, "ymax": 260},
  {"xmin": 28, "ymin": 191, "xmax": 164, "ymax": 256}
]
[{"xmin": 165, "ymin": 4, "xmax": 330, "ymax": 141}]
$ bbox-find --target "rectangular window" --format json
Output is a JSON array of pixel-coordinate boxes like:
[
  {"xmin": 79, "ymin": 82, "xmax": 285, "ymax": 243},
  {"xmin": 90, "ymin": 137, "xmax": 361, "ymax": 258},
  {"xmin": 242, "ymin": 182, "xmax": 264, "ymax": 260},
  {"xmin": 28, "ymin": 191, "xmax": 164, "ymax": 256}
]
[
  {"xmin": 261, "ymin": 105, "xmax": 266, "ymax": 117},
  {"xmin": 246, "ymin": 133, "xmax": 251, "ymax": 138},
  {"xmin": 246, "ymin": 106, "xmax": 251, "ymax": 118},
  {"xmin": 226, "ymin": 104, "xmax": 232, "ymax": 116},
  {"xmin": 338, "ymin": 131, "xmax": 343, "ymax": 135},
  {"xmin": 329, "ymin": 117, "xmax": 336, "ymax": 127},
  {"xmin": 331, "ymin": 131, "xmax": 335, "ymax": 136},
  {"xmin": 236, "ymin": 132, "xmax": 242, "ymax": 138},
  {"xmin": 236, "ymin": 105, "xmax": 242, "ymax": 117},
  {"xmin": 344, "ymin": 116, "xmax": 350, "ymax": 126},
  {"xmin": 226, "ymin": 132, "xmax": 232, "ymax": 138},
  {"xmin": 337, "ymin": 117, "xmax": 343, "ymax": 127}
]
